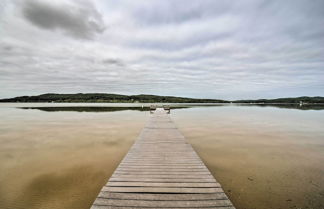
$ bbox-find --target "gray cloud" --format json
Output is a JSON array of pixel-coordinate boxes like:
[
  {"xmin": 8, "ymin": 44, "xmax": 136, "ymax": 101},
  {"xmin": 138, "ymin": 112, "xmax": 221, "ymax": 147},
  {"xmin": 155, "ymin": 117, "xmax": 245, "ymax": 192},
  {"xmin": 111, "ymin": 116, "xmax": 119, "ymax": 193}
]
[
  {"xmin": 21, "ymin": 0, "xmax": 105, "ymax": 39},
  {"xmin": 102, "ymin": 58, "xmax": 125, "ymax": 67}
]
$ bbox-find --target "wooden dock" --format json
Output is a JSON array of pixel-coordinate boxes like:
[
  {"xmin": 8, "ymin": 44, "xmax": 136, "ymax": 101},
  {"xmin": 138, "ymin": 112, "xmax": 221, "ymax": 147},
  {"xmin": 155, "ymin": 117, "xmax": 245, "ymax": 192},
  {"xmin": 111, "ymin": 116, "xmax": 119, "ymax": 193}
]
[{"xmin": 91, "ymin": 108, "xmax": 235, "ymax": 209}]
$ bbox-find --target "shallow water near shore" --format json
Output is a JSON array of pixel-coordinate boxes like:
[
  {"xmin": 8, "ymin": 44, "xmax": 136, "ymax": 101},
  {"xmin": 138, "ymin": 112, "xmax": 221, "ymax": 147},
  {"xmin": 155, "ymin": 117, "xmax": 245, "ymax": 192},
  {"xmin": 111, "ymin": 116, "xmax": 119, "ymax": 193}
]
[
  {"xmin": 0, "ymin": 103, "xmax": 323, "ymax": 209},
  {"xmin": 0, "ymin": 104, "xmax": 148, "ymax": 209},
  {"xmin": 171, "ymin": 106, "xmax": 324, "ymax": 209}
]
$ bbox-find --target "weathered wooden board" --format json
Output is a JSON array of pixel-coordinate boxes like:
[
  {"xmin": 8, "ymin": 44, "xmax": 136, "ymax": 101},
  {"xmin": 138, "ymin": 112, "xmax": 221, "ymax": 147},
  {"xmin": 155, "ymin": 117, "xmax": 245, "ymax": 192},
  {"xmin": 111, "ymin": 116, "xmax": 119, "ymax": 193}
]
[
  {"xmin": 90, "ymin": 108, "xmax": 235, "ymax": 208},
  {"xmin": 97, "ymin": 192, "xmax": 229, "ymax": 200}
]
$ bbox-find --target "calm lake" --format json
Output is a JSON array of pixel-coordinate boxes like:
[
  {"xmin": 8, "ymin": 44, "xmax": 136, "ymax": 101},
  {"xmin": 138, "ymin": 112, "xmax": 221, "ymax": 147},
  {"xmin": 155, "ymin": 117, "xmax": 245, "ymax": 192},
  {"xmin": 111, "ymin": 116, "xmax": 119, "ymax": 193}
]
[{"xmin": 0, "ymin": 103, "xmax": 323, "ymax": 209}]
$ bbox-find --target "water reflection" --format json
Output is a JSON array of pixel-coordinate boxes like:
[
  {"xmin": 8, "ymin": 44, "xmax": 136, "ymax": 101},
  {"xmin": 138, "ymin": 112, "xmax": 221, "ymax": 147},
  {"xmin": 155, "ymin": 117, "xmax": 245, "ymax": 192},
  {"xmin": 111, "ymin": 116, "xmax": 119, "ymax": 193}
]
[
  {"xmin": 171, "ymin": 106, "xmax": 324, "ymax": 209},
  {"xmin": 16, "ymin": 103, "xmax": 324, "ymax": 113},
  {"xmin": 18, "ymin": 106, "xmax": 189, "ymax": 112},
  {"xmin": 0, "ymin": 104, "xmax": 323, "ymax": 209},
  {"xmin": 0, "ymin": 107, "xmax": 147, "ymax": 209},
  {"xmin": 240, "ymin": 103, "xmax": 324, "ymax": 110},
  {"xmin": 19, "ymin": 106, "xmax": 150, "ymax": 112}
]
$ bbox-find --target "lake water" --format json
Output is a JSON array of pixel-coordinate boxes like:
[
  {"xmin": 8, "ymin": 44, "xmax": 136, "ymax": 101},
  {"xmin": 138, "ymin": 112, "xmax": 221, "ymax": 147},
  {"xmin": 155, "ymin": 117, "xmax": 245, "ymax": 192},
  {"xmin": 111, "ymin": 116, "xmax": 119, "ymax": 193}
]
[{"xmin": 0, "ymin": 103, "xmax": 323, "ymax": 209}]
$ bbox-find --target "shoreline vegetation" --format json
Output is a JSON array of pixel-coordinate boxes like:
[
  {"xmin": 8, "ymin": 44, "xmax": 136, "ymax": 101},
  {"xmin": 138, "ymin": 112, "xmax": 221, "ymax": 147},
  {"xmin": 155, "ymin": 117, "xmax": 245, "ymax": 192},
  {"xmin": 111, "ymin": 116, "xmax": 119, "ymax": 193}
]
[{"xmin": 0, "ymin": 93, "xmax": 323, "ymax": 104}]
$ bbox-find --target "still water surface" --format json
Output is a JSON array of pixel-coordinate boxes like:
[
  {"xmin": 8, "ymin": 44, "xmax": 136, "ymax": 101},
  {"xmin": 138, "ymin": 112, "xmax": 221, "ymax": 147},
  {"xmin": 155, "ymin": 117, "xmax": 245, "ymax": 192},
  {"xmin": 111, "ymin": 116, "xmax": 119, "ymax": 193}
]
[{"xmin": 0, "ymin": 103, "xmax": 323, "ymax": 209}]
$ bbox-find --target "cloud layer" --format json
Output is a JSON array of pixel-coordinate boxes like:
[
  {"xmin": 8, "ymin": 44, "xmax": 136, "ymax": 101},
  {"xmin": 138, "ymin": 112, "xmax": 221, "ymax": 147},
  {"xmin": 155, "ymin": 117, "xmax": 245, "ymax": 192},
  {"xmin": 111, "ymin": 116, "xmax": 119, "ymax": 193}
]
[{"xmin": 0, "ymin": 0, "xmax": 323, "ymax": 99}]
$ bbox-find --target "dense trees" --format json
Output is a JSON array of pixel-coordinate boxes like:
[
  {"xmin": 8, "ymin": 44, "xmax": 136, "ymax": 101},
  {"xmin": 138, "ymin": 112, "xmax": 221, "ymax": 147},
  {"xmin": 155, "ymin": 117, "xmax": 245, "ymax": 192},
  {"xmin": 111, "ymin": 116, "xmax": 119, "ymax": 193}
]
[{"xmin": 1, "ymin": 93, "xmax": 323, "ymax": 104}]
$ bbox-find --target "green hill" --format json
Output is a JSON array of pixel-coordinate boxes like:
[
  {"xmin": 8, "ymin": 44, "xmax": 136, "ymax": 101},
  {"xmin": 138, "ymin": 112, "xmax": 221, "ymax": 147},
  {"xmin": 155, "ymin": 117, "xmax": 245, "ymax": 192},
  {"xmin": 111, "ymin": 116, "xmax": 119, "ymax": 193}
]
[
  {"xmin": 0, "ymin": 93, "xmax": 323, "ymax": 104},
  {"xmin": 0, "ymin": 93, "xmax": 227, "ymax": 103}
]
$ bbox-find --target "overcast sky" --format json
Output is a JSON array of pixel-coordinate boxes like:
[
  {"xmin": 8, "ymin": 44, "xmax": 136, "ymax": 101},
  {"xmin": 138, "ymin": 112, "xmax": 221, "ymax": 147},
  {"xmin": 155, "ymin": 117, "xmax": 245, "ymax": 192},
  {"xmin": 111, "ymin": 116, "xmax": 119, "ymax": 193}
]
[{"xmin": 0, "ymin": 0, "xmax": 323, "ymax": 99}]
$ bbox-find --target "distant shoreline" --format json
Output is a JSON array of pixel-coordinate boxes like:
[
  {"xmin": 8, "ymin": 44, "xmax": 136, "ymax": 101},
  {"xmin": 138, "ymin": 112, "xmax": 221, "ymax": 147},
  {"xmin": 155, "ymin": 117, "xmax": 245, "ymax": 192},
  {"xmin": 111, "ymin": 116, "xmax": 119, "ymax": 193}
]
[{"xmin": 0, "ymin": 93, "xmax": 323, "ymax": 104}]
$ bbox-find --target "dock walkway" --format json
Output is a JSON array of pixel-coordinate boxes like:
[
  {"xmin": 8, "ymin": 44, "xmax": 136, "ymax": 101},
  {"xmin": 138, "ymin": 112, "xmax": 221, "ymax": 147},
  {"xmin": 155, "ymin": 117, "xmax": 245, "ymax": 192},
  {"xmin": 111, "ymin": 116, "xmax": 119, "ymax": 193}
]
[{"xmin": 91, "ymin": 108, "xmax": 235, "ymax": 209}]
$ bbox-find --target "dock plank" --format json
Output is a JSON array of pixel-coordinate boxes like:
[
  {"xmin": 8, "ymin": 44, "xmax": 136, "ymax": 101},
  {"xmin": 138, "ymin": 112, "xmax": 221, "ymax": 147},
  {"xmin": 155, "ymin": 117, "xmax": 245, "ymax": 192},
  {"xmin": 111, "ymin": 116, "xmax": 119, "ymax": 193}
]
[
  {"xmin": 93, "ymin": 199, "xmax": 232, "ymax": 207},
  {"xmin": 106, "ymin": 182, "xmax": 220, "ymax": 187},
  {"xmin": 98, "ymin": 192, "xmax": 229, "ymax": 201}
]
